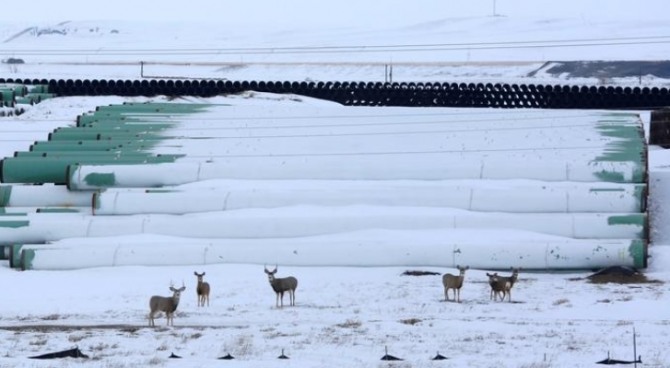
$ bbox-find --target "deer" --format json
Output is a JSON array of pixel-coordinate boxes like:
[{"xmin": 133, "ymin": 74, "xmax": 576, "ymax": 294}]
[
  {"xmin": 442, "ymin": 265, "xmax": 469, "ymax": 303},
  {"xmin": 486, "ymin": 272, "xmax": 506, "ymax": 301},
  {"xmin": 194, "ymin": 271, "xmax": 210, "ymax": 307},
  {"xmin": 498, "ymin": 267, "xmax": 520, "ymax": 302},
  {"xmin": 148, "ymin": 284, "xmax": 186, "ymax": 327},
  {"xmin": 487, "ymin": 267, "xmax": 520, "ymax": 302},
  {"xmin": 264, "ymin": 265, "xmax": 298, "ymax": 308}
]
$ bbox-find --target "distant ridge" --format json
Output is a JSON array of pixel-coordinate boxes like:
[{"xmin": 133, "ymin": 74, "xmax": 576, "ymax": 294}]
[{"xmin": 530, "ymin": 60, "xmax": 670, "ymax": 79}]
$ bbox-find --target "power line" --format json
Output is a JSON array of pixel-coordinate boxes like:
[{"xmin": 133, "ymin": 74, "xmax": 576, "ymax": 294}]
[{"xmin": 2, "ymin": 35, "xmax": 670, "ymax": 56}]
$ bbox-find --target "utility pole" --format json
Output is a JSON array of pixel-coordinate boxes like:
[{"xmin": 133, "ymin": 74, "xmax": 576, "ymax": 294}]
[
  {"xmin": 633, "ymin": 327, "xmax": 637, "ymax": 368},
  {"xmin": 492, "ymin": 0, "xmax": 498, "ymax": 17}
]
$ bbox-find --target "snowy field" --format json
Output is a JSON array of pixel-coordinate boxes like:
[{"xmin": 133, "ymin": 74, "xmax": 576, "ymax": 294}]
[
  {"xmin": 1, "ymin": 1, "xmax": 670, "ymax": 367},
  {"xmin": 1, "ymin": 1, "xmax": 670, "ymax": 84}
]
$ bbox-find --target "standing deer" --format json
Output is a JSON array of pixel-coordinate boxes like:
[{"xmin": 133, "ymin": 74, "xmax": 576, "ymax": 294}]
[
  {"xmin": 499, "ymin": 267, "xmax": 520, "ymax": 302},
  {"xmin": 264, "ymin": 265, "xmax": 298, "ymax": 308},
  {"xmin": 194, "ymin": 271, "xmax": 210, "ymax": 307},
  {"xmin": 442, "ymin": 265, "xmax": 469, "ymax": 303},
  {"xmin": 148, "ymin": 284, "xmax": 186, "ymax": 327},
  {"xmin": 487, "ymin": 267, "xmax": 520, "ymax": 302},
  {"xmin": 486, "ymin": 272, "xmax": 506, "ymax": 301}
]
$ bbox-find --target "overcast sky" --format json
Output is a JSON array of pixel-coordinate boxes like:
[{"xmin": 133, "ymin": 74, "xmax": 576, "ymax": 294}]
[{"xmin": 0, "ymin": 0, "xmax": 667, "ymax": 23}]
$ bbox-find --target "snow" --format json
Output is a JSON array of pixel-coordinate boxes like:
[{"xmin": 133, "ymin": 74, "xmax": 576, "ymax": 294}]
[{"xmin": 1, "ymin": 3, "xmax": 670, "ymax": 367}]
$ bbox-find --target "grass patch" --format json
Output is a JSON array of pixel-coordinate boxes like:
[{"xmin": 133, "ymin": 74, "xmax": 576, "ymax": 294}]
[
  {"xmin": 587, "ymin": 273, "xmax": 661, "ymax": 284},
  {"xmin": 28, "ymin": 337, "xmax": 47, "ymax": 346},
  {"xmin": 402, "ymin": 270, "xmax": 440, "ymax": 276},
  {"xmin": 147, "ymin": 356, "xmax": 163, "ymax": 365},
  {"xmin": 68, "ymin": 334, "xmax": 87, "ymax": 343},
  {"xmin": 584, "ymin": 267, "xmax": 663, "ymax": 284},
  {"xmin": 335, "ymin": 319, "xmax": 362, "ymax": 329},
  {"xmin": 552, "ymin": 298, "xmax": 570, "ymax": 306},
  {"xmin": 40, "ymin": 314, "xmax": 61, "ymax": 321},
  {"xmin": 399, "ymin": 318, "xmax": 422, "ymax": 325}
]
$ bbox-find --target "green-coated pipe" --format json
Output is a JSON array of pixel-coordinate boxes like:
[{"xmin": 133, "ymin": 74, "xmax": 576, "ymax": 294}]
[
  {"xmin": 51, "ymin": 124, "xmax": 171, "ymax": 136},
  {"xmin": 55, "ymin": 124, "xmax": 161, "ymax": 132},
  {"xmin": 0, "ymin": 90, "xmax": 15, "ymax": 103},
  {"xmin": 46, "ymin": 152, "xmax": 182, "ymax": 160},
  {"xmin": 0, "ymin": 219, "xmax": 30, "ymax": 228},
  {"xmin": 76, "ymin": 117, "xmax": 136, "ymax": 127},
  {"xmin": 0, "ymin": 185, "xmax": 10, "ymax": 206},
  {"xmin": 30, "ymin": 140, "xmax": 136, "ymax": 151},
  {"xmin": 76, "ymin": 114, "xmax": 102, "ymax": 127},
  {"xmin": 76, "ymin": 115, "xmax": 148, "ymax": 127},
  {"xmin": 86, "ymin": 122, "xmax": 175, "ymax": 130},
  {"xmin": 15, "ymin": 151, "xmax": 154, "ymax": 158},
  {"xmin": 0, "ymin": 155, "xmax": 179, "ymax": 184},
  {"xmin": 78, "ymin": 119, "xmax": 176, "ymax": 128},
  {"xmin": 20, "ymin": 247, "xmax": 33, "ymax": 270},
  {"xmin": 96, "ymin": 132, "xmax": 169, "ymax": 141},
  {"xmin": 15, "ymin": 96, "xmax": 39, "ymax": 105},
  {"xmin": 10, "ymin": 85, "xmax": 27, "ymax": 96},
  {"xmin": 94, "ymin": 102, "xmax": 212, "ymax": 114},
  {"xmin": 9, "ymin": 244, "xmax": 22, "ymax": 268},
  {"xmin": 27, "ymin": 84, "xmax": 49, "ymax": 93},
  {"xmin": 35, "ymin": 208, "xmax": 82, "ymax": 213},
  {"xmin": 48, "ymin": 128, "xmax": 153, "ymax": 141},
  {"xmin": 26, "ymin": 92, "xmax": 55, "ymax": 100}
]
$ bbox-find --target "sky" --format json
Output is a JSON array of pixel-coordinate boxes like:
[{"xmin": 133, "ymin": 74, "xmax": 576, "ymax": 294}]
[{"xmin": 1, "ymin": 0, "xmax": 668, "ymax": 23}]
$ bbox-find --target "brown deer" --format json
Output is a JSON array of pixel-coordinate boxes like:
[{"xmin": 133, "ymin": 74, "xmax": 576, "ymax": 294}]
[
  {"xmin": 486, "ymin": 272, "xmax": 505, "ymax": 301},
  {"xmin": 264, "ymin": 265, "xmax": 298, "ymax": 308},
  {"xmin": 442, "ymin": 265, "xmax": 469, "ymax": 303},
  {"xmin": 148, "ymin": 284, "xmax": 186, "ymax": 327},
  {"xmin": 194, "ymin": 271, "xmax": 210, "ymax": 307},
  {"xmin": 498, "ymin": 267, "xmax": 520, "ymax": 302},
  {"xmin": 487, "ymin": 267, "xmax": 520, "ymax": 302}
]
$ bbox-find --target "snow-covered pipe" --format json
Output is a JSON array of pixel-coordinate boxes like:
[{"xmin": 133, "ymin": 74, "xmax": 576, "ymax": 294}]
[
  {"xmin": 0, "ymin": 207, "xmax": 91, "ymax": 214},
  {"xmin": 0, "ymin": 155, "xmax": 179, "ymax": 184},
  {"xmin": 90, "ymin": 182, "xmax": 645, "ymax": 215},
  {"xmin": 0, "ymin": 184, "xmax": 93, "ymax": 207},
  {"xmin": 83, "ymin": 108, "xmax": 641, "ymax": 133},
  {"xmin": 67, "ymin": 158, "xmax": 643, "ymax": 190},
  {"xmin": 16, "ymin": 231, "xmax": 647, "ymax": 270},
  {"xmin": 0, "ymin": 208, "xmax": 646, "ymax": 246},
  {"xmin": 99, "ymin": 124, "xmax": 625, "ymax": 154}
]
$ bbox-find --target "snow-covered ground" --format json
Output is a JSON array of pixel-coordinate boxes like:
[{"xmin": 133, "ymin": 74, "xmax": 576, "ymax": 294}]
[{"xmin": 1, "ymin": 1, "xmax": 670, "ymax": 367}]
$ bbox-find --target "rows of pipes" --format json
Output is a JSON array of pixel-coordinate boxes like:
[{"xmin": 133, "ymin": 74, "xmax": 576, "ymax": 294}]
[{"xmin": 0, "ymin": 78, "xmax": 668, "ymax": 109}]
